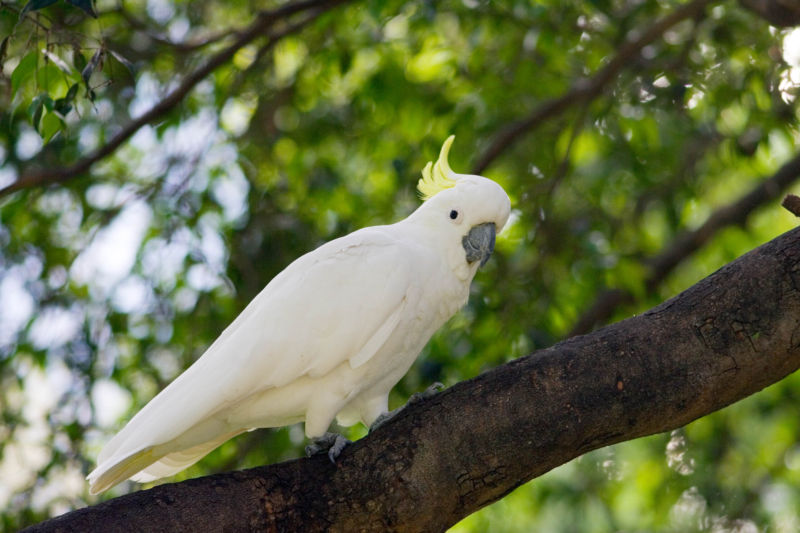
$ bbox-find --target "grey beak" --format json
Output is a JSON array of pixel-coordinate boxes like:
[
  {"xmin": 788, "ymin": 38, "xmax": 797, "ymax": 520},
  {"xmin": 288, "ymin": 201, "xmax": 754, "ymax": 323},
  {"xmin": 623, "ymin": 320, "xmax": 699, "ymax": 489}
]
[{"xmin": 463, "ymin": 222, "xmax": 496, "ymax": 267}]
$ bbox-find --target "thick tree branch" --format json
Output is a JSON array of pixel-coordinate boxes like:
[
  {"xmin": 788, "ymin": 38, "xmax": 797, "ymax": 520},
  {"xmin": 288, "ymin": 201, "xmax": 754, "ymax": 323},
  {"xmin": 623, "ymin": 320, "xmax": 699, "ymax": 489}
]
[
  {"xmin": 569, "ymin": 150, "xmax": 800, "ymax": 336},
  {"xmin": 472, "ymin": 0, "xmax": 713, "ymax": 174},
  {"xmin": 25, "ymin": 224, "xmax": 800, "ymax": 532},
  {"xmin": 0, "ymin": 0, "xmax": 350, "ymax": 200}
]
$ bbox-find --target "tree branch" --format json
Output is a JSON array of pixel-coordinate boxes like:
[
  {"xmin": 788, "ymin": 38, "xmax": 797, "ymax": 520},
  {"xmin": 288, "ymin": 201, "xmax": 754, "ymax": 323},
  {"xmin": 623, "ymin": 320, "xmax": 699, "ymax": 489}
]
[
  {"xmin": 105, "ymin": 5, "xmax": 238, "ymax": 53},
  {"xmin": 25, "ymin": 223, "xmax": 800, "ymax": 532},
  {"xmin": 569, "ymin": 150, "xmax": 800, "ymax": 336},
  {"xmin": 0, "ymin": 0, "xmax": 351, "ymax": 200},
  {"xmin": 783, "ymin": 193, "xmax": 800, "ymax": 217},
  {"xmin": 738, "ymin": 0, "xmax": 800, "ymax": 27},
  {"xmin": 472, "ymin": 0, "xmax": 713, "ymax": 174}
]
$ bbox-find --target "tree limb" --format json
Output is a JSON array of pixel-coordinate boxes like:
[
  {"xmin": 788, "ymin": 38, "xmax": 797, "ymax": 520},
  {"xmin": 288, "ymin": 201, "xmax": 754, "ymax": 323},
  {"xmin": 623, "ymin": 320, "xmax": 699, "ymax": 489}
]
[
  {"xmin": 569, "ymin": 149, "xmax": 800, "ymax": 336},
  {"xmin": 24, "ymin": 222, "xmax": 800, "ymax": 532},
  {"xmin": 0, "ymin": 0, "xmax": 351, "ymax": 200},
  {"xmin": 472, "ymin": 0, "xmax": 713, "ymax": 174},
  {"xmin": 738, "ymin": 0, "xmax": 800, "ymax": 27}
]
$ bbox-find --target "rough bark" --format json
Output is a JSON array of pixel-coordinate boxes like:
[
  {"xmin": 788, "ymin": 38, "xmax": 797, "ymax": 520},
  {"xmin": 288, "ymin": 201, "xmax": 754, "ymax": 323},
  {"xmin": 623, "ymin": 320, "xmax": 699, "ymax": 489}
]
[{"xmin": 25, "ymin": 225, "xmax": 800, "ymax": 532}]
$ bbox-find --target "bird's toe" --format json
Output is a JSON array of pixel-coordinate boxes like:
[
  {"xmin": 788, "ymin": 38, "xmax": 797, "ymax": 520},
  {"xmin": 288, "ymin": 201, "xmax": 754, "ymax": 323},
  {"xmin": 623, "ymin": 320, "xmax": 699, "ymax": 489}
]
[{"xmin": 306, "ymin": 432, "xmax": 351, "ymax": 463}]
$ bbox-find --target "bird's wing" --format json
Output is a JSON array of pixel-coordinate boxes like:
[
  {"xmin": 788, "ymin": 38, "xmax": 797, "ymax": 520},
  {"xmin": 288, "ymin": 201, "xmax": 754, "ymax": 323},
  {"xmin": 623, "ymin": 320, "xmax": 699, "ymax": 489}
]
[
  {"xmin": 264, "ymin": 227, "xmax": 417, "ymax": 382},
  {"xmin": 90, "ymin": 227, "xmax": 416, "ymax": 480}
]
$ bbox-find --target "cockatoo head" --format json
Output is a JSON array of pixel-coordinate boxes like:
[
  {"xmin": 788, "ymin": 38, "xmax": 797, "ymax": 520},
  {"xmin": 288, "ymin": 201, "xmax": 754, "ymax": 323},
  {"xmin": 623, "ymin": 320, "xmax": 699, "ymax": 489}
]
[{"xmin": 412, "ymin": 136, "xmax": 511, "ymax": 274}]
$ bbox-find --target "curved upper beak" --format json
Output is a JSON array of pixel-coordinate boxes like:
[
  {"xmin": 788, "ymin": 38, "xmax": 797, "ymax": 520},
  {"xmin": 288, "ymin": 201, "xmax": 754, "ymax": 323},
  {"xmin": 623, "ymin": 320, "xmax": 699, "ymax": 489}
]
[{"xmin": 462, "ymin": 222, "xmax": 496, "ymax": 267}]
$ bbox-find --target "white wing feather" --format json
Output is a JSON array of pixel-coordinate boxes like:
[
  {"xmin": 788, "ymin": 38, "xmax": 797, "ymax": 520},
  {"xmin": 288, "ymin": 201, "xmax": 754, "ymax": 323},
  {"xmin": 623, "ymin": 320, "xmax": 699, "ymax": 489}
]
[{"xmin": 88, "ymin": 225, "xmax": 416, "ymax": 492}]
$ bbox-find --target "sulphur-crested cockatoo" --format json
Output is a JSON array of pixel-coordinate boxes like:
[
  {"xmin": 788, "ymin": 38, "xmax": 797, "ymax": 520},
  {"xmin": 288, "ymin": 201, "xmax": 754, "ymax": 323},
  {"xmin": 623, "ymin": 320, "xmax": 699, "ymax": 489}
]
[{"xmin": 87, "ymin": 136, "xmax": 511, "ymax": 494}]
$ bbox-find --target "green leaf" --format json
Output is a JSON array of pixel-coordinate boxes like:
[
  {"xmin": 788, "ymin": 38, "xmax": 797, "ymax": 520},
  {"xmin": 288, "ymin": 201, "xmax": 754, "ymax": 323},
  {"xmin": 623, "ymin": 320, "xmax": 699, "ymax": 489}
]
[
  {"xmin": 40, "ymin": 112, "xmax": 63, "ymax": 143},
  {"xmin": 19, "ymin": 0, "xmax": 59, "ymax": 19},
  {"xmin": 65, "ymin": 82, "xmax": 79, "ymax": 101},
  {"xmin": 33, "ymin": 106, "xmax": 43, "ymax": 132},
  {"xmin": 27, "ymin": 95, "xmax": 44, "ymax": 131},
  {"xmin": 27, "ymin": 93, "xmax": 56, "ymax": 133},
  {"xmin": 54, "ymin": 83, "xmax": 79, "ymax": 115},
  {"xmin": 10, "ymin": 52, "xmax": 37, "ymax": 98},
  {"xmin": 53, "ymin": 98, "xmax": 72, "ymax": 115},
  {"xmin": 36, "ymin": 64, "xmax": 62, "ymax": 93},
  {"xmin": 54, "ymin": 99, "xmax": 72, "ymax": 115},
  {"xmin": 65, "ymin": 0, "xmax": 97, "ymax": 18},
  {"xmin": 40, "ymin": 93, "xmax": 54, "ymax": 112},
  {"xmin": 0, "ymin": 36, "xmax": 9, "ymax": 67},
  {"xmin": 73, "ymin": 51, "xmax": 87, "ymax": 73}
]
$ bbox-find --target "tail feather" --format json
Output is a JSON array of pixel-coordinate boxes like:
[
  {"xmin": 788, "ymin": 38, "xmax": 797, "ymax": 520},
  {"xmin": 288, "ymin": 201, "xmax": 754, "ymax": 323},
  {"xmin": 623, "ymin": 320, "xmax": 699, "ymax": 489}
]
[
  {"xmin": 131, "ymin": 429, "xmax": 245, "ymax": 483},
  {"xmin": 87, "ymin": 429, "xmax": 245, "ymax": 494},
  {"xmin": 87, "ymin": 447, "xmax": 158, "ymax": 495}
]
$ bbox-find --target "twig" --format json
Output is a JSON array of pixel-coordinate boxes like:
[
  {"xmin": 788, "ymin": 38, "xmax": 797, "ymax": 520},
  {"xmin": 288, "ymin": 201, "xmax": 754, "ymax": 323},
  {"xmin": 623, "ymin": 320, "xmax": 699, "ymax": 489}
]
[
  {"xmin": 782, "ymin": 194, "xmax": 800, "ymax": 217},
  {"xmin": 0, "ymin": 0, "xmax": 351, "ymax": 200},
  {"xmin": 568, "ymin": 150, "xmax": 800, "ymax": 337},
  {"xmin": 107, "ymin": 5, "xmax": 237, "ymax": 53},
  {"xmin": 546, "ymin": 101, "xmax": 589, "ymax": 200},
  {"xmin": 472, "ymin": 0, "xmax": 714, "ymax": 174}
]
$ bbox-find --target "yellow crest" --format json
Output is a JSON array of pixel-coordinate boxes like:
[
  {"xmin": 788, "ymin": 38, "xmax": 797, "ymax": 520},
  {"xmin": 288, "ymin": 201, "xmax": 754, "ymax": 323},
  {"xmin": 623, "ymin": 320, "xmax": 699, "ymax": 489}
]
[{"xmin": 417, "ymin": 135, "xmax": 457, "ymax": 201}]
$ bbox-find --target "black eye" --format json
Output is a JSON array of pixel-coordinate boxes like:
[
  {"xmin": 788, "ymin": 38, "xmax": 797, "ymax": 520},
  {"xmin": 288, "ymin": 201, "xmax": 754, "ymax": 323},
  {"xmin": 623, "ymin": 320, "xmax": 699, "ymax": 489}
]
[{"xmin": 449, "ymin": 209, "xmax": 459, "ymax": 220}]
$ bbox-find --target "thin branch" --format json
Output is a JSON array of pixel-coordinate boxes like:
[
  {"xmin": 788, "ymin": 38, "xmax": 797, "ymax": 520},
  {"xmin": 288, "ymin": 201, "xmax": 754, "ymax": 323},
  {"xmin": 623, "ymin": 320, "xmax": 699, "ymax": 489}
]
[
  {"xmin": 545, "ymin": 100, "xmax": 590, "ymax": 200},
  {"xmin": 106, "ymin": 5, "xmax": 238, "ymax": 53},
  {"xmin": 2, "ymin": 1, "xmax": 54, "ymax": 31},
  {"xmin": 0, "ymin": 0, "xmax": 351, "ymax": 200},
  {"xmin": 472, "ymin": 0, "xmax": 714, "ymax": 174},
  {"xmin": 782, "ymin": 193, "xmax": 800, "ymax": 217},
  {"xmin": 568, "ymin": 150, "xmax": 800, "ymax": 336}
]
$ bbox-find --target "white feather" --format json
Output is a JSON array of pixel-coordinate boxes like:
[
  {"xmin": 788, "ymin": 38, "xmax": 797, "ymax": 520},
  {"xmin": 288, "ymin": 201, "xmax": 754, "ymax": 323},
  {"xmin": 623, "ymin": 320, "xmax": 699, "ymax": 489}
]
[{"xmin": 87, "ymin": 172, "xmax": 511, "ymax": 494}]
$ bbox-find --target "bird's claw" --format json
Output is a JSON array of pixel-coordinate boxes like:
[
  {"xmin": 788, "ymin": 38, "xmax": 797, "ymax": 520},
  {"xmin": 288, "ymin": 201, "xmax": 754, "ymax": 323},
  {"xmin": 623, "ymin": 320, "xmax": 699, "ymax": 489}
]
[
  {"xmin": 305, "ymin": 432, "xmax": 351, "ymax": 463},
  {"xmin": 369, "ymin": 382, "xmax": 445, "ymax": 433},
  {"xmin": 408, "ymin": 381, "xmax": 444, "ymax": 404}
]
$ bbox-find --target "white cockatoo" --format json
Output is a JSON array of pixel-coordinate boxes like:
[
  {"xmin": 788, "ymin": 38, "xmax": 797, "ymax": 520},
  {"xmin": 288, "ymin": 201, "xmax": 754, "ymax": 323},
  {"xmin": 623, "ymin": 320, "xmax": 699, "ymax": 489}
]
[{"xmin": 87, "ymin": 136, "xmax": 511, "ymax": 494}]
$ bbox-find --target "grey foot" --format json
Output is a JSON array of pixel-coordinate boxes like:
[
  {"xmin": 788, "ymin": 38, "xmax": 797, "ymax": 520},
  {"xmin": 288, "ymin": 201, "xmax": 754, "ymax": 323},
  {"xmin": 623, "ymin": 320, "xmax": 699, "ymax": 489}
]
[
  {"xmin": 369, "ymin": 382, "xmax": 444, "ymax": 433},
  {"xmin": 305, "ymin": 432, "xmax": 351, "ymax": 463},
  {"xmin": 409, "ymin": 381, "xmax": 444, "ymax": 404}
]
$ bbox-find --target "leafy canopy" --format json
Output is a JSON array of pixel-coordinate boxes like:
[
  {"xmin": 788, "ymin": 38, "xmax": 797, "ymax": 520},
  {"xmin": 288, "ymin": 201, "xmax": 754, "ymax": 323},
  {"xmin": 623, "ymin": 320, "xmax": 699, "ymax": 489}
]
[{"xmin": 1, "ymin": 0, "xmax": 800, "ymax": 530}]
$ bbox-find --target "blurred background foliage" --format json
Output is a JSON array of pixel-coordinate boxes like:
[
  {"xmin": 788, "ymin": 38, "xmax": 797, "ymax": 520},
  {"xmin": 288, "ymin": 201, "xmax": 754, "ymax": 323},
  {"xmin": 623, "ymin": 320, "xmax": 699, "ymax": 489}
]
[{"xmin": 2, "ymin": 0, "xmax": 800, "ymax": 530}]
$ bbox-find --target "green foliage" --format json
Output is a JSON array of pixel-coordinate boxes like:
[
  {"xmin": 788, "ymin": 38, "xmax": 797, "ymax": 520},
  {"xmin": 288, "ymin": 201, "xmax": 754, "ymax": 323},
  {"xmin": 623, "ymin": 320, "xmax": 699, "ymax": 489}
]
[{"xmin": 1, "ymin": 0, "xmax": 800, "ymax": 530}]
